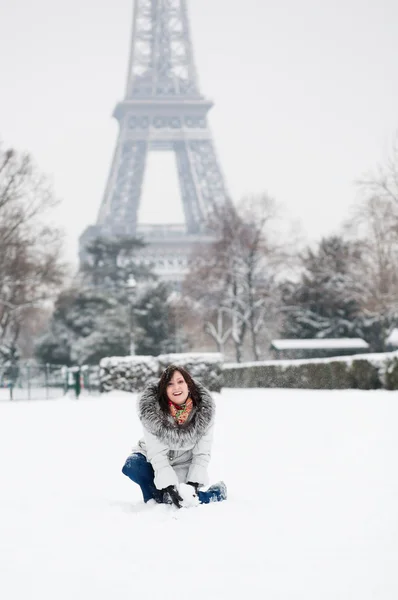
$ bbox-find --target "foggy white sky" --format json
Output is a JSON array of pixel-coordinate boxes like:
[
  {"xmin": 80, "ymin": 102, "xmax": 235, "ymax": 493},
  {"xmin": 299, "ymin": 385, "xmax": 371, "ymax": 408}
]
[{"xmin": 1, "ymin": 0, "xmax": 398, "ymax": 262}]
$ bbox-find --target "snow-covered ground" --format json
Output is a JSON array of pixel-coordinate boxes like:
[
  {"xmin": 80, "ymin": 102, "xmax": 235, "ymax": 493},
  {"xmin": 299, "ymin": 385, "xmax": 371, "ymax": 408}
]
[{"xmin": 1, "ymin": 388, "xmax": 397, "ymax": 599}]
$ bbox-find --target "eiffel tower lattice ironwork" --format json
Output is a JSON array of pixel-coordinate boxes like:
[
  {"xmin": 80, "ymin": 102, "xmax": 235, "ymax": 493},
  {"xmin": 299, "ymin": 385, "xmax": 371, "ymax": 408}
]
[{"xmin": 80, "ymin": 0, "xmax": 230, "ymax": 282}]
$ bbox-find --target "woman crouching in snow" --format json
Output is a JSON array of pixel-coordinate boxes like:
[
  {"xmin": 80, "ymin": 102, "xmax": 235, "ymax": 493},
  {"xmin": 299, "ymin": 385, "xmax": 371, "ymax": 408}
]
[{"xmin": 122, "ymin": 365, "xmax": 227, "ymax": 508}]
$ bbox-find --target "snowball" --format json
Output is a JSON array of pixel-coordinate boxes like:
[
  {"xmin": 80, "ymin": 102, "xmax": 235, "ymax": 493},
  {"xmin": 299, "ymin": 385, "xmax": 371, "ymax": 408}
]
[{"xmin": 179, "ymin": 483, "xmax": 200, "ymax": 508}]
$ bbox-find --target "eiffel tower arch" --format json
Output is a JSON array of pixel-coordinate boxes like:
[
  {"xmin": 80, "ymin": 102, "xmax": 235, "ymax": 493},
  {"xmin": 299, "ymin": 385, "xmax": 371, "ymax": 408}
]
[{"xmin": 80, "ymin": 0, "xmax": 231, "ymax": 283}]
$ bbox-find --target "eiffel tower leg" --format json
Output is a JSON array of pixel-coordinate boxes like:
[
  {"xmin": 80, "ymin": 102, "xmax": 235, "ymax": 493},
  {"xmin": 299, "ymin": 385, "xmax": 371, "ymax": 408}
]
[
  {"xmin": 188, "ymin": 139, "xmax": 230, "ymax": 221},
  {"xmin": 175, "ymin": 138, "xmax": 230, "ymax": 233},
  {"xmin": 97, "ymin": 139, "xmax": 148, "ymax": 235},
  {"xmin": 174, "ymin": 141, "xmax": 202, "ymax": 233}
]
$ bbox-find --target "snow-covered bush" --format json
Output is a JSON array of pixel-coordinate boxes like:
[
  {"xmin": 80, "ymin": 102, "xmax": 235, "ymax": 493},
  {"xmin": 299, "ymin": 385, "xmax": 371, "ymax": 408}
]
[
  {"xmin": 223, "ymin": 352, "xmax": 398, "ymax": 390},
  {"xmin": 99, "ymin": 356, "xmax": 159, "ymax": 393},
  {"xmin": 158, "ymin": 353, "xmax": 223, "ymax": 392}
]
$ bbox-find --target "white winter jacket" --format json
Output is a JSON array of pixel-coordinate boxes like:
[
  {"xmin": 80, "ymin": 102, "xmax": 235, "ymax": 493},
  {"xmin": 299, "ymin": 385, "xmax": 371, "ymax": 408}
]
[{"xmin": 133, "ymin": 381, "xmax": 215, "ymax": 490}]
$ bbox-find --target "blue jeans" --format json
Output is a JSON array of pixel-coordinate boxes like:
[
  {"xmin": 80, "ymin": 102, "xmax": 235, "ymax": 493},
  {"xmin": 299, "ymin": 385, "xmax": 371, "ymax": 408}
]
[
  {"xmin": 122, "ymin": 453, "xmax": 162, "ymax": 503},
  {"xmin": 122, "ymin": 453, "xmax": 226, "ymax": 504}
]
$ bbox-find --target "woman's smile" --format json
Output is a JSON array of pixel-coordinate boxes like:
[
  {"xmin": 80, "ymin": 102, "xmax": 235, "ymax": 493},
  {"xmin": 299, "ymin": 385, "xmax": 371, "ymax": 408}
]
[{"xmin": 166, "ymin": 371, "xmax": 189, "ymax": 405}]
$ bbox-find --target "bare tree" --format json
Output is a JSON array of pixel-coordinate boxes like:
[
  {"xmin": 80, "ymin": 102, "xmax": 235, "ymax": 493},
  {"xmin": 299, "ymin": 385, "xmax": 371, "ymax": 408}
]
[
  {"xmin": 183, "ymin": 243, "xmax": 234, "ymax": 354},
  {"xmin": 357, "ymin": 136, "xmax": 398, "ymax": 208},
  {"xmin": 345, "ymin": 196, "xmax": 398, "ymax": 314},
  {"xmin": 235, "ymin": 195, "xmax": 288, "ymax": 360},
  {"xmin": 0, "ymin": 143, "xmax": 66, "ymax": 362},
  {"xmin": 204, "ymin": 308, "xmax": 233, "ymax": 355},
  {"xmin": 345, "ymin": 136, "xmax": 398, "ymax": 315},
  {"xmin": 184, "ymin": 194, "xmax": 292, "ymax": 362}
]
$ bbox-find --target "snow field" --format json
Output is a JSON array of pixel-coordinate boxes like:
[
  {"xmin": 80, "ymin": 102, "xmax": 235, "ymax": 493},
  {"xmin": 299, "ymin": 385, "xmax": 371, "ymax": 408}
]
[{"xmin": 0, "ymin": 388, "xmax": 397, "ymax": 599}]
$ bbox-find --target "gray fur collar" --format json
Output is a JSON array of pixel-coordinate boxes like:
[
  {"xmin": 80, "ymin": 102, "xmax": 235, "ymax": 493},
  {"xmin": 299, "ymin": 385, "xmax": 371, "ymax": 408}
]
[{"xmin": 138, "ymin": 381, "xmax": 215, "ymax": 449}]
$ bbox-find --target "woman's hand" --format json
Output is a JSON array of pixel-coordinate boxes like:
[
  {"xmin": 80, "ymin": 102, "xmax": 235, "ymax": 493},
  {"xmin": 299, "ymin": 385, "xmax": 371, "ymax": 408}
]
[
  {"xmin": 187, "ymin": 482, "xmax": 200, "ymax": 494},
  {"xmin": 162, "ymin": 485, "xmax": 184, "ymax": 508}
]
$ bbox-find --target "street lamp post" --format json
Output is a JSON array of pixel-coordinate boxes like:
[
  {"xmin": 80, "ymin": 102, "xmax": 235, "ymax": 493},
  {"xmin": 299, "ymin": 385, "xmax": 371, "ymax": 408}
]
[
  {"xmin": 126, "ymin": 277, "xmax": 137, "ymax": 356},
  {"xmin": 129, "ymin": 310, "xmax": 136, "ymax": 356}
]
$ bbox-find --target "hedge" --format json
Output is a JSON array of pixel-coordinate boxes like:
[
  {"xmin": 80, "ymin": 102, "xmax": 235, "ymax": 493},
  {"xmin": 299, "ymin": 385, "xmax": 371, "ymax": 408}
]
[
  {"xmin": 99, "ymin": 351, "xmax": 398, "ymax": 392},
  {"xmin": 223, "ymin": 351, "xmax": 398, "ymax": 390}
]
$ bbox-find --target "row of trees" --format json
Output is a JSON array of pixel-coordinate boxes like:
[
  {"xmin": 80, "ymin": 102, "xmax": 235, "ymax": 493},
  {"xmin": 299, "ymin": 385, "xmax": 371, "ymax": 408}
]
[
  {"xmin": 3, "ymin": 136, "xmax": 398, "ymax": 366},
  {"xmin": 177, "ymin": 142, "xmax": 398, "ymax": 361},
  {"xmin": 0, "ymin": 140, "xmax": 183, "ymax": 368}
]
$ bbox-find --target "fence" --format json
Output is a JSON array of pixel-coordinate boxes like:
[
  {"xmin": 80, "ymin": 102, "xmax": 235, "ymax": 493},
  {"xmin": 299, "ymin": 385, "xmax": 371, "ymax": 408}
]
[{"xmin": 0, "ymin": 364, "xmax": 100, "ymax": 401}]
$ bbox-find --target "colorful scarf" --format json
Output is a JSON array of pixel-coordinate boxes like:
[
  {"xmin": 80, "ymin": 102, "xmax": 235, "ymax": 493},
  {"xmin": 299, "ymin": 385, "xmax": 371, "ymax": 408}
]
[{"xmin": 168, "ymin": 397, "xmax": 193, "ymax": 425}]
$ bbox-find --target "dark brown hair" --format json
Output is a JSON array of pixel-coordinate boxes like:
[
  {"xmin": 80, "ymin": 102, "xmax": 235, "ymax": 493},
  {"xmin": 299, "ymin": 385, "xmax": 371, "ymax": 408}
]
[{"xmin": 157, "ymin": 365, "xmax": 201, "ymax": 414}]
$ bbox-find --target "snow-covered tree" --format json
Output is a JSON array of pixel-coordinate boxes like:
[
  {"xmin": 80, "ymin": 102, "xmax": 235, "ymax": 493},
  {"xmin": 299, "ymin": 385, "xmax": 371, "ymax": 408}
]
[
  {"xmin": 281, "ymin": 236, "xmax": 365, "ymax": 340},
  {"xmin": 344, "ymin": 137, "xmax": 398, "ymax": 310},
  {"xmin": 36, "ymin": 234, "xmax": 175, "ymax": 364},
  {"xmin": 35, "ymin": 287, "xmax": 130, "ymax": 366},
  {"xmin": 184, "ymin": 195, "xmax": 290, "ymax": 362},
  {"xmin": 133, "ymin": 281, "xmax": 178, "ymax": 356},
  {"xmin": 337, "ymin": 136, "xmax": 398, "ymax": 350},
  {"xmin": 80, "ymin": 234, "xmax": 153, "ymax": 290}
]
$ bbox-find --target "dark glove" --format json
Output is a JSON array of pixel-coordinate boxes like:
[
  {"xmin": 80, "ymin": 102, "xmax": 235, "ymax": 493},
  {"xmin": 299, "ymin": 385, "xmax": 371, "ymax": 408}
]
[
  {"xmin": 162, "ymin": 485, "xmax": 183, "ymax": 508},
  {"xmin": 187, "ymin": 482, "xmax": 200, "ymax": 494}
]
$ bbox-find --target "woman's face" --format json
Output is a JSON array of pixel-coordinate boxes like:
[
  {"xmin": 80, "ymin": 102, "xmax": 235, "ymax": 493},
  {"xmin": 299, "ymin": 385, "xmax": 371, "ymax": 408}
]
[{"xmin": 166, "ymin": 370, "xmax": 189, "ymax": 405}]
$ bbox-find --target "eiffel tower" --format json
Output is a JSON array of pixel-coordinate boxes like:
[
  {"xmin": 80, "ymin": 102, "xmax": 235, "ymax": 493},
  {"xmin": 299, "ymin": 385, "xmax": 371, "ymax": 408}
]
[{"xmin": 80, "ymin": 0, "xmax": 230, "ymax": 283}]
